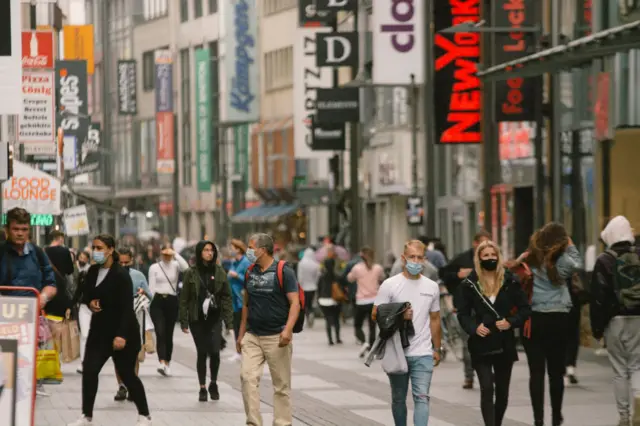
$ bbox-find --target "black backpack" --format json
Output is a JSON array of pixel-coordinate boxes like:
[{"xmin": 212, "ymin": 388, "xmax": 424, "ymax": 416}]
[{"xmin": 605, "ymin": 247, "xmax": 640, "ymax": 310}]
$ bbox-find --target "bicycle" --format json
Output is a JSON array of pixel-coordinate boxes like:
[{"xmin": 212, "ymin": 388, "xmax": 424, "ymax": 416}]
[{"xmin": 439, "ymin": 287, "xmax": 465, "ymax": 361}]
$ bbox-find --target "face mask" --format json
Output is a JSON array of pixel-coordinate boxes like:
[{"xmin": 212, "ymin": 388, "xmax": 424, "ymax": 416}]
[
  {"xmin": 78, "ymin": 261, "xmax": 87, "ymax": 268},
  {"xmin": 480, "ymin": 258, "xmax": 498, "ymax": 271},
  {"xmin": 246, "ymin": 248, "xmax": 257, "ymax": 263},
  {"xmin": 93, "ymin": 251, "xmax": 107, "ymax": 265},
  {"xmin": 405, "ymin": 261, "xmax": 423, "ymax": 276}
]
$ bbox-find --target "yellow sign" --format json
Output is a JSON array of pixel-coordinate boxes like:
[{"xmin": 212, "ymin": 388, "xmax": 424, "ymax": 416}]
[{"xmin": 63, "ymin": 25, "xmax": 95, "ymax": 74}]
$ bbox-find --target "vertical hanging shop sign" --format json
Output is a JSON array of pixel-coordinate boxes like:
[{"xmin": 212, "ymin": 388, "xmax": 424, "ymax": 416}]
[
  {"xmin": 234, "ymin": 124, "xmax": 249, "ymax": 191},
  {"xmin": 195, "ymin": 48, "xmax": 211, "ymax": 192},
  {"xmin": 222, "ymin": 0, "xmax": 259, "ymax": 123},
  {"xmin": 155, "ymin": 50, "xmax": 174, "ymax": 174},
  {"xmin": 493, "ymin": 0, "xmax": 541, "ymax": 122},
  {"xmin": 433, "ymin": 0, "xmax": 482, "ymax": 144},
  {"xmin": 117, "ymin": 60, "xmax": 138, "ymax": 115}
]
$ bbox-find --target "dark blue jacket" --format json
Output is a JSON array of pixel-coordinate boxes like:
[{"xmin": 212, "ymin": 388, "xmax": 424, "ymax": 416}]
[{"xmin": 0, "ymin": 242, "xmax": 56, "ymax": 296}]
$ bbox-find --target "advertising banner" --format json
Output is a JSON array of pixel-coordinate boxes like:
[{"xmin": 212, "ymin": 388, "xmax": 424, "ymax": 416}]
[
  {"xmin": 195, "ymin": 48, "xmax": 211, "ymax": 192},
  {"xmin": 21, "ymin": 31, "xmax": 54, "ymax": 69},
  {"xmin": 234, "ymin": 124, "xmax": 249, "ymax": 190},
  {"xmin": 298, "ymin": 0, "xmax": 335, "ymax": 27},
  {"xmin": 433, "ymin": 1, "xmax": 482, "ymax": 144},
  {"xmin": 156, "ymin": 112, "xmax": 175, "ymax": 174},
  {"xmin": 55, "ymin": 60, "xmax": 90, "ymax": 160},
  {"xmin": 63, "ymin": 204, "xmax": 90, "ymax": 236},
  {"xmin": 316, "ymin": 88, "xmax": 360, "ymax": 123},
  {"xmin": 155, "ymin": 50, "xmax": 173, "ymax": 113},
  {"xmin": 293, "ymin": 26, "xmax": 334, "ymax": 158},
  {"xmin": 68, "ymin": 122, "xmax": 101, "ymax": 177},
  {"xmin": 0, "ymin": 338, "xmax": 18, "ymax": 426},
  {"xmin": 18, "ymin": 71, "xmax": 56, "ymax": 155},
  {"xmin": 372, "ymin": 0, "xmax": 424, "ymax": 85},
  {"xmin": 222, "ymin": 0, "xmax": 259, "ymax": 123},
  {"xmin": 0, "ymin": 0, "xmax": 23, "ymax": 114},
  {"xmin": 2, "ymin": 161, "xmax": 62, "ymax": 215},
  {"xmin": 117, "ymin": 60, "xmax": 137, "ymax": 115},
  {"xmin": 62, "ymin": 25, "xmax": 95, "ymax": 74},
  {"xmin": 0, "ymin": 296, "xmax": 39, "ymax": 426},
  {"xmin": 493, "ymin": 0, "xmax": 541, "ymax": 122}
]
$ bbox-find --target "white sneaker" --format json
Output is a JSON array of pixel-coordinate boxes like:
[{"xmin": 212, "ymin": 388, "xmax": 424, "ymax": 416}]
[
  {"xmin": 156, "ymin": 363, "xmax": 166, "ymax": 376},
  {"xmin": 136, "ymin": 416, "xmax": 152, "ymax": 426},
  {"xmin": 36, "ymin": 384, "xmax": 50, "ymax": 397},
  {"xmin": 227, "ymin": 353, "xmax": 241, "ymax": 362},
  {"xmin": 67, "ymin": 415, "xmax": 93, "ymax": 426},
  {"xmin": 164, "ymin": 365, "xmax": 172, "ymax": 376}
]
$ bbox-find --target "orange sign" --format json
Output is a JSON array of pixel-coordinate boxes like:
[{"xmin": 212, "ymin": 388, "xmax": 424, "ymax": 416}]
[
  {"xmin": 63, "ymin": 25, "xmax": 95, "ymax": 74},
  {"xmin": 22, "ymin": 31, "xmax": 54, "ymax": 69},
  {"xmin": 156, "ymin": 112, "xmax": 175, "ymax": 174}
]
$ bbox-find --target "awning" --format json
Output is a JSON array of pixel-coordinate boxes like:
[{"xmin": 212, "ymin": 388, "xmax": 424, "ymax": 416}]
[
  {"xmin": 477, "ymin": 20, "xmax": 640, "ymax": 82},
  {"xmin": 231, "ymin": 204, "xmax": 300, "ymax": 224}
]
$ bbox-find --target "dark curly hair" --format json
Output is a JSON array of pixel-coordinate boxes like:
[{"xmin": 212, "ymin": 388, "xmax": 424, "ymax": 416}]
[{"xmin": 527, "ymin": 222, "xmax": 569, "ymax": 285}]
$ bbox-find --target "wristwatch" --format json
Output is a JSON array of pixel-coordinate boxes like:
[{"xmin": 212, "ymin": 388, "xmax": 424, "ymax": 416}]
[{"xmin": 434, "ymin": 347, "xmax": 443, "ymax": 355}]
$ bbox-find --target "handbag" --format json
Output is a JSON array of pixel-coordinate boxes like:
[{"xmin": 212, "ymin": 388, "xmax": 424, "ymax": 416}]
[
  {"xmin": 157, "ymin": 263, "xmax": 178, "ymax": 293},
  {"xmin": 331, "ymin": 282, "xmax": 347, "ymax": 302}
]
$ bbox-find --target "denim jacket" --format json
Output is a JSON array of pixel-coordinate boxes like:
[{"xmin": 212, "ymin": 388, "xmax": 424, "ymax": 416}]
[
  {"xmin": 130, "ymin": 268, "xmax": 152, "ymax": 299},
  {"xmin": 531, "ymin": 245, "xmax": 583, "ymax": 313}
]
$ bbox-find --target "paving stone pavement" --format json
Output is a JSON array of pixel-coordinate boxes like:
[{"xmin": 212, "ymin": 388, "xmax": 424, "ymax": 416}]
[{"xmin": 35, "ymin": 320, "xmax": 619, "ymax": 426}]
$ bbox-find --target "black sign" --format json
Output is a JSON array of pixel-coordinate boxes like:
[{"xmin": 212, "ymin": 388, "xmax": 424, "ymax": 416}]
[
  {"xmin": 316, "ymin": 32, "xmax": 358, "ymax": 68},
  {"xmin": 406, "ymin": 196, "xmax": 424, "ymax": 226},
  {"xmin": 311, "ymin": 119, "xmax": 345, "ymax": 150},
  {"xmin": 55, "ymin": 60, "xmax": 90, "ymax": 147},
  {"xmin": 117, "ymin": 60, "xmax": 137, "ymax": 115},
  {"xmin": 298, "ymin": 0, "xmax": 334, "ymax": 27},
  {"xmin": 316, "ymin": 87, "xmax": 359, "ymax": 123},
  {"xmin": 69, "ymin": 122, "xmax": 101, "ymax": 177},
  {"xmin": 493, "ymin": 0, "xmax": 541, "ymax": 122},
  {"xmin": 316, "ymin": 0, "xmax": 357, "ymax": 12}
]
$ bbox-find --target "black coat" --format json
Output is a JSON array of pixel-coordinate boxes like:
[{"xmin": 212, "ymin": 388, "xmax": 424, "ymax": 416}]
[
  {"xmin": 81, "ymin": 263, "xmax": 141, "ymax": 351},
  {"xmin": 456, "ymin": 270, "xmax": 531, "ymax": 361}
]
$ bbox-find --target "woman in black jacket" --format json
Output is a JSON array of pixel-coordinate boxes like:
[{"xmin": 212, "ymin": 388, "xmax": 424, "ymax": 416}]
[
  {"xmin": 457, "ymin": 239, "xmax": 531, "ymax": 426},
  {"xmin": 67, "ymin": 234, "xmax": 151, "ymax": 426},
  {"xmin": 317, "ymin": 256, "xmax": 343, "ymax": 345}
]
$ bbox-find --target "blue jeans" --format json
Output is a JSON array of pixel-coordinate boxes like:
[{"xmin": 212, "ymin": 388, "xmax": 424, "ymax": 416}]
[{"xmin": 388, "ymin": 355, "xmax": 434, "ymax": 426}]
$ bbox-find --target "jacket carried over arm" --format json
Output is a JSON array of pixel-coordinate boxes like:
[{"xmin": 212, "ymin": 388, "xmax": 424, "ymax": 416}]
[{"xmin": 179, "ymin": 263, "xmax": 233, "ymax": 330}]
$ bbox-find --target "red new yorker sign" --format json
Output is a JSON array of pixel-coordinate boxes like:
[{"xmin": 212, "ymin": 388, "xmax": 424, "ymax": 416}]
[{"xmin": 22, "ymin": 31, "xmax": 55, "ymax": 69}]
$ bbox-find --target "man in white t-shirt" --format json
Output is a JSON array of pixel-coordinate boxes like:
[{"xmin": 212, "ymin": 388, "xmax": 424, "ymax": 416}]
[{"xmin": 373, "ymin": 239, "xmax": 442, "ymax": 426}]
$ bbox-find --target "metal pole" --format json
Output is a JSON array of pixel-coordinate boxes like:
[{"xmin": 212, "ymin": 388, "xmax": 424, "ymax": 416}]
[
  {"xmin": 534, "ymin": 94, "xmax": 545, "ymax": 228},
  {"xmin": 409, "ymin": 74, "xmax": 419, "ymax": 238},
  {"xmin": 220, "ymin": 127, "xmax": 230, "ymax": 242},
  {"xmin": 570, "ymin": 128, "xmax": 585, "ymax": 252},
  {"xmin": 100, "ymin": 0, "xmax": 112, "ymax": 189},
  {"xmin": 550, "ymin": 0, "xmax": 563, "ymax": 222},
  {"xmin": 423, "ymin": 1, "xmax": 436, "ymax": 237}
]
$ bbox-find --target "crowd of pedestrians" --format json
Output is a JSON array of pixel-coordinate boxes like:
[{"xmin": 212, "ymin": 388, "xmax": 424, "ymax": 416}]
[{"xmin": 0, "ymin": 205, "xmax": 638, "ymax": 426}]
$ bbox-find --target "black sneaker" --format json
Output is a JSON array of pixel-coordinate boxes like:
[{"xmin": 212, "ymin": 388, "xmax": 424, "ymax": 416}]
[
  {"xmin": 568, "ymin": 374, "xmax": 579, "ymax": 385},
  {"xmin": 208, "ymin": 383, "xmax": 219, "ymax": 401},
  {"xmin": 114, "ymin": 386, "xmax": 127, "ymax": 401},
  {"xmin": 198, "ymin": 388, "xmax": 208, "ymax": 402}
]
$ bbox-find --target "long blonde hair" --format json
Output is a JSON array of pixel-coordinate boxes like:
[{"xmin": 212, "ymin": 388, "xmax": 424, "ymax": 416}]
[{"xmin": 473, "ymin": 240, "xmax": 505, "ymax": 297}]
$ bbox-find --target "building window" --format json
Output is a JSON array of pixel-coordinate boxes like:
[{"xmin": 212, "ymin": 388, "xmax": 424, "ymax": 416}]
[
  {"xmin": 180, "ymin": 0, "xmax": 188, "ymax": 22},
  {"xmin": 180, "ymin": 48, "xmax": 192, "ymax": 187},
  {"xmin": 194, "ymin": 0, "xmax": 203, "ymax": 18},
  {"xmin": 208, "ymin": 0, "xmax": 218, "ymax": 14},
  {"xmin": 264, "ymin": 0, "xmax": 296, "ymax": 15},
  {"xmin": 210, "ymin": 41, "xmax": 220, "ymax": 183},
  {"xmin": 142, "ymin": 50, "xmax": 154, "ymax": 91},
  {"xmin": 264, "ymin": 46, "xmax": 293, "ymax": 91},
  {"xmin": 143, "ymin": 0, "xmax": 168, "ymax": 20}
]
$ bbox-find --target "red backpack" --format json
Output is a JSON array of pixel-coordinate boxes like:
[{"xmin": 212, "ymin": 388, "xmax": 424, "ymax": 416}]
[{"xmin": 245, "ymin": 260, "xmax": 306, "ymax": 333}]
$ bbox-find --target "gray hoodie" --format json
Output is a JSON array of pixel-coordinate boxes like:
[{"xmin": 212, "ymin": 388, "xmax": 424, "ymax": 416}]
[{"xmin": 297, "ymin": 248, "xmax": 321, "ymax": 292}]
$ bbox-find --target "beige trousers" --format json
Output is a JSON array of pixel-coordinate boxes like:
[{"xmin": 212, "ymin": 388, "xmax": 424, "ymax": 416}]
[{"xmin": 240, "ymin": 333, "xmax": 293, "ymax": 426}]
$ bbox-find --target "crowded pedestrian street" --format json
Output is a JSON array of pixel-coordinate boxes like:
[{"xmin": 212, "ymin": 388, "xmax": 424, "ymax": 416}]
[{"xmin": 35, "ymin": 319, "xmax": 617, "ymax": 426}]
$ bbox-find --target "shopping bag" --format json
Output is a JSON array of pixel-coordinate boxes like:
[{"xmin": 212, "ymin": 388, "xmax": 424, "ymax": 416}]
[
  {"xmin": 138, "ymin": 347, "xmax": 146, "ymax": 363},
  {"xmin": 46, "ymin": 317, "xmax": 64, "ymax": 354},
  {"xmin": 38, "ymin": 316, "xmax": 52, "ymax": 347},
  {"xmin": 61, "ymin": 320, "xmax": 80, "ymax": 363},
  {"xmin": 36, "ymin": 349, "xmax": 63, "ymax": 384}
]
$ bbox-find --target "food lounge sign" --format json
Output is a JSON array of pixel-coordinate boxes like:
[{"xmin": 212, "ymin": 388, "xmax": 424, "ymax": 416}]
[
  {"xmin": 493, "ymin": 0, "xmax": 541, "ymax": 122},
  {"xmin": 433, "ymin": 0, "xmax": 482, "ymax": 144},
  {"xmin": 2, "ymin": 161, "xmax": 62, "ymax": 215}
]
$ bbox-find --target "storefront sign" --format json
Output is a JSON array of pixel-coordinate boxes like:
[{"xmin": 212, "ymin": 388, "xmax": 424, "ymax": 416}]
[
  {"xmin": 311, "ymin": 121, "xmax": 345, "ymax": 150},
  {"xmin": 223, "ymin": 0, "xmax": 259, "ymax": 123},
  {"xmin": 315, "ymin": 32, "xmax": 359, "ymax": 68},
  {"xmin": 493, "ymin": 0, "xmax": 541, "ymax": 122},
  {"xmin": 298, "ymin": 0, "xmax": 334, "ymax": 28},
  {"xmin": 154, "ymin": 50, "xmax": 173, "ymax": 113},
  {"xmin": 0, "ymin": 213, "xmax": 54, "ymax": 226},
  {"xmin": 19, "ymin": 71, "xmax": 56, "ymax": 155},
  {"xmin": 21, "ymin": 31, "xmax": 54, "ymax": 69},
  {"xmin": 0, "ymin": 296, "xmax": 39, "ymax": 426},
  {"xmin": 316, "ymin": 88, "xmax": 359, "ymax": 123},
  {"xmin": 1, "ymin": 161, "xmax": 61, "ymax": 215},
  {"xmin": 69, "ymin": 122, "xmax": 101, "ymax": 177},
  {"xmin": 55, "ymin": 60, "xmax": 90, "ymax": 165},
  {"xmin": 156, "ymin": 112, "xmax": 175, "ymax": 174},
  {"xmin": 117, "ymin": 60, "xmax": 137, "ymax": 115},
  {"xmin": 234, "ymin": 124, "xmax": 249, "ymax": 190},
  {"xmin": 62, "ymin": 25, "xmax": 95, "ymax": 74},
  {"xmin": 63, "ymin": 204, "xmax": 90, "ymax": 236},
  {"xmin": 195, "ymin": 48, "xmax": 211, "ymax": 192},
  {"xmin": 0, "ymin": 0, "xmax": 23, "ymax": 115}
]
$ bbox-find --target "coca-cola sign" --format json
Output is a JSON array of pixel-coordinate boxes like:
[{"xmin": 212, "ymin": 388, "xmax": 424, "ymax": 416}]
[{"xmin": 22, "ymin": 31, "xmax": 54, "ymax": 70}]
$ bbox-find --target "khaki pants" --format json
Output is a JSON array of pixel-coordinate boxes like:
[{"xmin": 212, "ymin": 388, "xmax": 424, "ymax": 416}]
[{"xmin": 240, "ymin": 333, "xmax": 293, "ymax": 426}]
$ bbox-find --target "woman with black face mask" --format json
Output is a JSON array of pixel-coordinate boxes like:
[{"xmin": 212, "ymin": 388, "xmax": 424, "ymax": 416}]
[
  {"xmin": 457, "ymin": 240, "xmax": 531, "ymax": 426},
  {"xmin": 178, "ymin": 240, "xmax": 233, "ymax": 402}
]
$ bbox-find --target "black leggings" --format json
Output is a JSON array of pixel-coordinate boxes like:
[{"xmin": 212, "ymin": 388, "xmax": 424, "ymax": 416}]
[
  {"xmin": 83, "ymin": 341, "xmax": 149, "ymax": 418},
  {"xmin": 304, "ymin": 291, "xmax": 316, "ymax": 318},
  {"xmin": 233, "ymin": 310, "xmax": 242, "ymax": 343},
  {"xmin": 150, "ymin": 295, "xmax": 179, "ymax": 362},
  {"xmin": 474, "ymin": 355, "xmax": 514, "ymax": 426},
  {"xmin": 190, "ymin": 320, "xmax": 222, "ymax": 386},
  {"xmin": 320, "ymin": 304, "xmax": 341, "ymax": 343},
  {"xmin": 354, "ymin": 303, "xmax": 376, "ymax": 346},
  {"xmin": 523, "ymin": 312, "xmax": 570, "ymax": 426}
]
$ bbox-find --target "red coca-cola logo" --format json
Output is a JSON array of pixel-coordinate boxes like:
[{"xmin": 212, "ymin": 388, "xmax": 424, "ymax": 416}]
[
  {"xmin": 22, "ymin": 56, "xmax": 49, "ymax": 67},
  {"xmin": 21, "ymin": 31, "xmax": 54, "ymax": 69}
]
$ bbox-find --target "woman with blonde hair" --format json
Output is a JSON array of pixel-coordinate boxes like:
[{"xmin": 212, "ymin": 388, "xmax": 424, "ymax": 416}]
[{"xmin": 457, "ymin": 239, "xmax": 531, "ymax": 426}]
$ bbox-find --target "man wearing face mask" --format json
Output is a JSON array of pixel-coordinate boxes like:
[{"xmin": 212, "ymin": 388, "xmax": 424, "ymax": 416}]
[{"xmin": 373, "ymin": 239, "xmax": 442, "ymax": 426}]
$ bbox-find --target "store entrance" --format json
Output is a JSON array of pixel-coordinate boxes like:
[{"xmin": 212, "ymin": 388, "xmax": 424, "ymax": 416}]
[{"xmin": 513, "ymin": 186, "xmax": 534, "ymax": 257}]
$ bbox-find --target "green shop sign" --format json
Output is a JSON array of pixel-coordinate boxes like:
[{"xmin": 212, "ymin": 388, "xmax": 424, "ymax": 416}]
[{"xmin": 1, "ymin": 214, "xmax": 54, "ymax": 226}]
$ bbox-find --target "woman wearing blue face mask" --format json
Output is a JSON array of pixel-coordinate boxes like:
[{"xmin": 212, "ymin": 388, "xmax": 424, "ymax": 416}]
[{"xmin": 68, "ymin": 234, "xmax": 151, "ymax": 426}]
